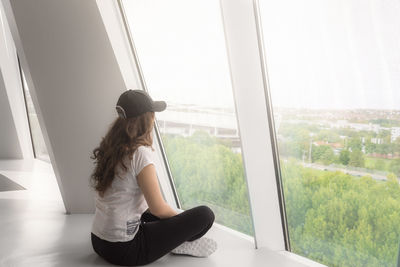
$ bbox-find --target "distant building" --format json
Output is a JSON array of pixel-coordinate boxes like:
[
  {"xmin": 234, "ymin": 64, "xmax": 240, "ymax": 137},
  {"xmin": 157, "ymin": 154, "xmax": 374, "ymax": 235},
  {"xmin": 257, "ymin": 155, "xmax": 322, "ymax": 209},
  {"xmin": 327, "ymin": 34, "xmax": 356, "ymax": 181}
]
[
  {"xmin": 391, "ymin": 127, "xmax": 400, "ymax": 143},
  {"xmin": 156, "ymin": 104, "xmax": 241, "ymax": 152},
  {"xmin": 348, "ymin": 123, "xmax": 380, "ymax": 133},
  {"xmin": 336, "ymin": 120, "xmax": 347, "ymax": 128},
  {"xmin": 312, "ymin": 140, "xmax": 343, "ymax": 155},
  {"xmin": 331, "ymin": 120, "xmax": 381, "ymax": 133},
  {"xmin": 371, "ymin": 138, "xmax": 383, "ymax": 144}
]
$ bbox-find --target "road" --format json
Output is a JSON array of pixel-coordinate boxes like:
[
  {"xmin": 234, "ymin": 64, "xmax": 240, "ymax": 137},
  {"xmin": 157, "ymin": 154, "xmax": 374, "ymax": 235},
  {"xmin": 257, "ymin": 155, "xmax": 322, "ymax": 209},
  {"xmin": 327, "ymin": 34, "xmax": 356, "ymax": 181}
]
[{"xmin": 301, "ymin": 162, "xmax": 389, "ymax": 181}]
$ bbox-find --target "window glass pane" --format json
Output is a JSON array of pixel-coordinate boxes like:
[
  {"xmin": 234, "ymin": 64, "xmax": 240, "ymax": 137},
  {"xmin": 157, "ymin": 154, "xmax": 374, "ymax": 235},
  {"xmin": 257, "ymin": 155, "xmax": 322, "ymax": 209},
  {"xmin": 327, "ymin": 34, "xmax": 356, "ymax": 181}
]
[
  {"xmin": 259, "ymin": 0, "xmax": 400, "ymax": 266},
  {"xmin": 122, "ymin": 0, "xmax": 254, "ymax": 235},
  {"xmin": 21, "ymin": 69, "xmax": 49, "ymax": 162}
]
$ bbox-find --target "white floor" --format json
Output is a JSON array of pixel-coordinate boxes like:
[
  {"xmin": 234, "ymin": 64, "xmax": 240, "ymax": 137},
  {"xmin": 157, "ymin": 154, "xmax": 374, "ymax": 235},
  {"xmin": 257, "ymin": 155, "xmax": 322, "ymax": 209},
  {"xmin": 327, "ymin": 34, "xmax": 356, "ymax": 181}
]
[{"xmin": 0, "ymin": 159, "xmax": 324, "ymax": 267}]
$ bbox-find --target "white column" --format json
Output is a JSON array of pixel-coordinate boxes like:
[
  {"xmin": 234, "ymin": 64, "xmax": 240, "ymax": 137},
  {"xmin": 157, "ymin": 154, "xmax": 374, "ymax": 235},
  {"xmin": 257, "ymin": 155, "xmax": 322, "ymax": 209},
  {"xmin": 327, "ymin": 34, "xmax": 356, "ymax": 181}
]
[
  {"xmin": 3, "ymin": 0, "xmax": 129, "ymax": 213},
  {"xmin": 0, "ymin": 2, "xmax": 33, "ymax": 159},
  {"xmin": 219, "ymin": 0, "xmax": 287, "ymax": 250}
]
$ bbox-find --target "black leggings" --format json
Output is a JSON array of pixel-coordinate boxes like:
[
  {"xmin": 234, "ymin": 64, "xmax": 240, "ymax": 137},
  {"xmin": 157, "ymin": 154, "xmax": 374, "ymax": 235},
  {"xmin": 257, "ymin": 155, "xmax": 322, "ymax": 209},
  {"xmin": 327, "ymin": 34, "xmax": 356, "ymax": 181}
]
[{"xmin": 91, "ymin": 205, "xmax": 215, "ymax": 266}]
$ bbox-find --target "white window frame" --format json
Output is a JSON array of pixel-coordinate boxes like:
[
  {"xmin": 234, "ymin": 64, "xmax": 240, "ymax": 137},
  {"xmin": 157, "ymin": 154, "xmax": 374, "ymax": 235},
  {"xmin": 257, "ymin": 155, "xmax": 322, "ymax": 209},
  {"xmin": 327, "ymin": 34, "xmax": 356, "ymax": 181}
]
[{"xmin": 219, "ymin": 0, "xmax": 288, "ymax": 251}]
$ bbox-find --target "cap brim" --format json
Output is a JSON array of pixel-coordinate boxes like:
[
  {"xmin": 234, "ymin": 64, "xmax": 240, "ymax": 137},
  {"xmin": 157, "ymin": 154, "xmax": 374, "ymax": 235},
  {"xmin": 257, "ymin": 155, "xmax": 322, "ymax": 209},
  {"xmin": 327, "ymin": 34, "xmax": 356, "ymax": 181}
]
[{"xmin": 152, "ymin": 101, "xmax": 167, "ymax": 112}]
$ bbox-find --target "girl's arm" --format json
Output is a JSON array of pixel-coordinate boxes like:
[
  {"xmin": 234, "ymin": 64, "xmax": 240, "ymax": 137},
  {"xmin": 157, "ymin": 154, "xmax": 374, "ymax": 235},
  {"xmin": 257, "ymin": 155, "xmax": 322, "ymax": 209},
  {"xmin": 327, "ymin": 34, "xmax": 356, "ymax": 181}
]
[{"xmin": 137, "ymin": 164, "xmax": 178, "ymax": 219}]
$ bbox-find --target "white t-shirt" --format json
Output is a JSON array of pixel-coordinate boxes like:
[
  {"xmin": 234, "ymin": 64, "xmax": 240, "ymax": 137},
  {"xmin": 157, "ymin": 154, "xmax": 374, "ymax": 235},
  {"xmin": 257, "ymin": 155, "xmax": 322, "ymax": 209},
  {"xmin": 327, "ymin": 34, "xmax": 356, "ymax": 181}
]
[{"xmin": 91, "ymin": 145, "xmax": 154, "ymax": 242}]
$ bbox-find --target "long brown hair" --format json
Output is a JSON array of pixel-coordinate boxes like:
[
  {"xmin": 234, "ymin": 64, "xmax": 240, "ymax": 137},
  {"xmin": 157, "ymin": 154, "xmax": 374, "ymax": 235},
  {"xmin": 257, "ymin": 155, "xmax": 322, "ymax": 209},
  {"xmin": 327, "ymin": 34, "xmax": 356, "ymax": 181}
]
[{"xmin": 90, "ymin": 111, "xmax": 155, "ymax": 197}]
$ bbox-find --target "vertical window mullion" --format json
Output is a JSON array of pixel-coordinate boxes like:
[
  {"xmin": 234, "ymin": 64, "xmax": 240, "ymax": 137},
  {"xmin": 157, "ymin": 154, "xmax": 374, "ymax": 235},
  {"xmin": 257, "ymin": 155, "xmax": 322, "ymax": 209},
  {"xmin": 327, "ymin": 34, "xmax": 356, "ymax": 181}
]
[{"xmin": 220, "ymin": 0, "xmax": 286, "ymax": 250}]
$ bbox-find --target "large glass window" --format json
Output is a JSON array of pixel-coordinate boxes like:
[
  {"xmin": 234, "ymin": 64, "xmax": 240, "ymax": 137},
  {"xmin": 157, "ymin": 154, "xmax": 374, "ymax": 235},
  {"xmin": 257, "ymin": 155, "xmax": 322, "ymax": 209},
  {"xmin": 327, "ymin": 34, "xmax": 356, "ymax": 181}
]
[
  {"xmin": 121, "ymin": 0, "xmax": 254, "ymax": 235},
  {"xmin": 259, "ymin": 0, "xmax": 400, "ymax": 266},
  {"xmin": 20, "ymin": 65, "xmax": 49, "ymax": 162}
]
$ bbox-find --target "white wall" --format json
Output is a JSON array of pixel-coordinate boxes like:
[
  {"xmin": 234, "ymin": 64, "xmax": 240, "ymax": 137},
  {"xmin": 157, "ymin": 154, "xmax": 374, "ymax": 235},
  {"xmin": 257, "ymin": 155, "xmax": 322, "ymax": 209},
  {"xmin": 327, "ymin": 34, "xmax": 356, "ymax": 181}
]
[
  {"xmin": 2, "ymin": 0, "xmax": 131, "ymax": 213},
  {"xmin": 0, "ymin": 70, "xmax": 22, "ymax": 159},
  {"xmin": 96, "ymin": 0, "xmax": 141, "ymax": 90},
  {"xmin": 0, "ymin": 1, "xmax": 32, "ymax": 160}
]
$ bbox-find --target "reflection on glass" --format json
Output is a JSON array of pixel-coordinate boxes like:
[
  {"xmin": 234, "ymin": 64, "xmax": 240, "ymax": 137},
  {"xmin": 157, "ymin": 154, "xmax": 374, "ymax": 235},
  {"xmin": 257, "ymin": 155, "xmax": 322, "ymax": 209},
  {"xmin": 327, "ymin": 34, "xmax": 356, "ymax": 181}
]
[
  {"xmin": 122, "ymin": 0, "xmax": 254, "ymax": 235},
  {"xmin": 21, "ymin": 69, "xmax": 49, "ymax": 162},
  {"xmin": 259, "ymin": 0, "xmax": 400, "ymax": 266}
]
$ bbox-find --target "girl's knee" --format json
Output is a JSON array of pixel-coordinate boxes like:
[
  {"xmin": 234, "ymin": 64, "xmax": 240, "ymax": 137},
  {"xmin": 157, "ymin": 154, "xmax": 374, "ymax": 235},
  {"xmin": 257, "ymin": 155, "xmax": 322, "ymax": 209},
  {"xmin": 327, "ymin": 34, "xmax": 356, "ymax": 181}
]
[{"xmin": 196, "ymin": 205, "xmax": 215, "ymax": 224}]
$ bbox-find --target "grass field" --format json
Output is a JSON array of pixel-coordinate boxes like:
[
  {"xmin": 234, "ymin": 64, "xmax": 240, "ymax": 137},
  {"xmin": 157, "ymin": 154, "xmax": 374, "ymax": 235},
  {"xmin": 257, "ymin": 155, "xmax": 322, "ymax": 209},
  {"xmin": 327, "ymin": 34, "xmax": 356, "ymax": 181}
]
[{"xmin": 365, "ymin": 156, "xmax": 393, "ymax": 172}]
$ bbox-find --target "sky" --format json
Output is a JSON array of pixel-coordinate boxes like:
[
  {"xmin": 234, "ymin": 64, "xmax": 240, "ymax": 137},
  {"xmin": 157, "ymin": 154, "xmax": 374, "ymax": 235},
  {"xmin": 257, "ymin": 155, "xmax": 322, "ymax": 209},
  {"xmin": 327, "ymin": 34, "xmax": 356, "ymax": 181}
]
[{"xmin": 123, "ymin": 0, "xmax": 400, "ymax": 110}]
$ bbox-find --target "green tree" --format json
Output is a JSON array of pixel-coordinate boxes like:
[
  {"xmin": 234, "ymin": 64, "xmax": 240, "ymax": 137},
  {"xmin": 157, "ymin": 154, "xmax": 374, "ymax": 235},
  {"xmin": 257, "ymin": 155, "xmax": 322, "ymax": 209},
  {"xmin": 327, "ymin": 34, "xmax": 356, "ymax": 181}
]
[
  {"xmin": 349, "ymin": 150, "xmax": 365, "ymax": 167},
  {"xmin": 365, "ymin": 139, "xmax": 376, "ymax": 154},
  {"xmin": 320, "ymin": 147, "xmax": 335, "ymax": 165},
  {"xmin": 348, "ymin": 137, "xmax": 362, "ymax": 151},
  {"xmin": 282, "ymin": 161, "xmax": 400, "ymax": 267},
  {"xmin": 163, "ymin": 129, "xmax": 400, "ymax": 267},
  {"xmin": 316, "ymin": 130, "xmax": 341, "ymax": 143},
  {"xmin": 312, "ymin": 145, "xmax": 334, "ymax": 164},
  {"xmin": 376, "ymin": 143, "xmax": 394, "ymax": 155},
  {"xmin": 389, "ymin": 159, "xmax": 400, "ymax": 176},
  {"xmin": 163, "ymin": 131, "xmax": 254, "ymax": 235},
  {"xmin": 339, "ymin": 149, "xmax": 350, "ymax": 165},
  {"xmin": 374, "ymin": 159, "xmax": 386, "ymax": 171}
]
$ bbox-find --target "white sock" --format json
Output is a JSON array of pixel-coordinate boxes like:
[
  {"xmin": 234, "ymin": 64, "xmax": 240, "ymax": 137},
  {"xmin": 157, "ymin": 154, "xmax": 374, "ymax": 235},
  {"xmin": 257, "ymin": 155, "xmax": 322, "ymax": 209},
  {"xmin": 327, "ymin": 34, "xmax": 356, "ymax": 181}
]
[{"xmin": 171, "ymin": 237, "xmax": 217, "ymax": 257}]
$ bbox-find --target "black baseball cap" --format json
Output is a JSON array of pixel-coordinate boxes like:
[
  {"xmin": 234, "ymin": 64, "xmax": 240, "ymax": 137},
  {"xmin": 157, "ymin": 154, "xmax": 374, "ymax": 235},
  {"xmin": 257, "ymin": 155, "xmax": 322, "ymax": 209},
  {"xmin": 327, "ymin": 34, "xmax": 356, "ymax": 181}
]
[{"xmin": 116, "ymin": 89, "xmax": 166, "ymax": 119}]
